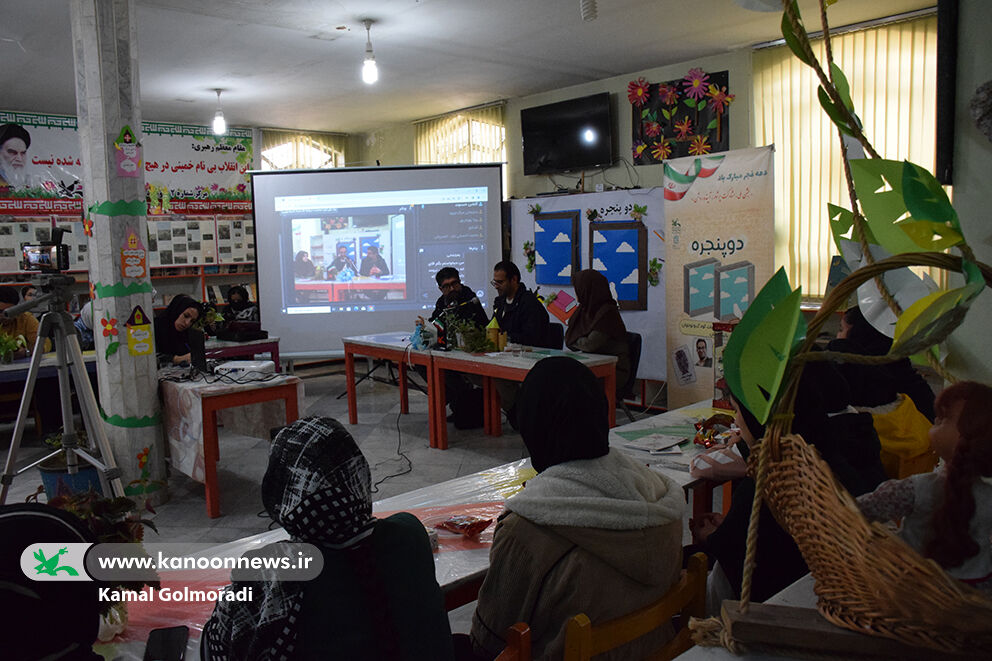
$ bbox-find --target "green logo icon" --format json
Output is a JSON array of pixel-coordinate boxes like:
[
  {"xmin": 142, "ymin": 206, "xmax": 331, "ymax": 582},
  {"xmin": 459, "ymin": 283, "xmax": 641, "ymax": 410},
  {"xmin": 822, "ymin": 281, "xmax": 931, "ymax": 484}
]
[{"xmin": 33, "ymin": 547, "xmax": 79, "ymax": 577}]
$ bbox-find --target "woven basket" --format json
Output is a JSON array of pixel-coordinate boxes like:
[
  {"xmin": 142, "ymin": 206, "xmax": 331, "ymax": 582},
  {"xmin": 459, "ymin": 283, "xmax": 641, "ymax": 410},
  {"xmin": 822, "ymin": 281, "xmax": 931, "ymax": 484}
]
[{"xmin": 746, "ymin": 251, "xmax": 992, "ymax": 654}]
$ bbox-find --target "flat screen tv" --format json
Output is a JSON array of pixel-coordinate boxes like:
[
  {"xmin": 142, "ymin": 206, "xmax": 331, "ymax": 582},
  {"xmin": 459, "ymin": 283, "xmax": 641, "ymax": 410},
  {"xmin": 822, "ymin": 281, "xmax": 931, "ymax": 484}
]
[{"xmin": 521, "ymin": 92, "xmax": 615, "ymax": 175}]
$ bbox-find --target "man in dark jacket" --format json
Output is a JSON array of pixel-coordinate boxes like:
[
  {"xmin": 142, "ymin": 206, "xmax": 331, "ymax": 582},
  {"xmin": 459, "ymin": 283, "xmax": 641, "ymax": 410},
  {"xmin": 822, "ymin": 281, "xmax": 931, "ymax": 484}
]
[
  {"xmin": 491, "ymin": 260, "xmax": 550, "ymax": 348},
  {"xmin": 426, "ymin": 267, "xmax": 489, "ymax": 328}
]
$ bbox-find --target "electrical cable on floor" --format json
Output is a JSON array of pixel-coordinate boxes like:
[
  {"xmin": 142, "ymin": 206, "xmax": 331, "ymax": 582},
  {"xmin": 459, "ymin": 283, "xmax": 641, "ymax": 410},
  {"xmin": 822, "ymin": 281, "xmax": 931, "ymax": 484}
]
[{"xmin": 370, "ymin": 407, "xmax": 413, "ymax": 493}]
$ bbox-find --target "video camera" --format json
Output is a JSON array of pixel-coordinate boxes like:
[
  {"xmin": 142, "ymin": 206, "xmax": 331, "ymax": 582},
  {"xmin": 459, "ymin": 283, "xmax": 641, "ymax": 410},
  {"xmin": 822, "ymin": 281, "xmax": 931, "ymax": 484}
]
[{"xmin": 21, "ymin": 227, "xmax": 71, "ymax": 272}]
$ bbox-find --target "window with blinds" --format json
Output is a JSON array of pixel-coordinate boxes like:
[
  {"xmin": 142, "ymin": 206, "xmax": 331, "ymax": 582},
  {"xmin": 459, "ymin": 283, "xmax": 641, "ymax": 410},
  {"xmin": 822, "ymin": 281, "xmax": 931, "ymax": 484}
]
[
  {"xmin": 752, "ymin": 14, "xmax": 938, "ymax": 297},
  {"xmin": 260, "ymin": 129, "xmax": 348, "ymax": 170},
  {"xmin": 414, "ymin": 104, "xmax": 506, "ymax": 165}
]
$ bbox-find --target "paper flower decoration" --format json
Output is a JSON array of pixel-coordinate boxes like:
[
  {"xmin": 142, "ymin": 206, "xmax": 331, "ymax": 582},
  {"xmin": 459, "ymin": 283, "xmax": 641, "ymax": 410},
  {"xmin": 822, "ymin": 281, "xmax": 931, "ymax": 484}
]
[
  {"xmin": 688, "ymin": 134, "xmax": 712, "ymax": 156},
  {"xmin": 632, "ymin": 140, "xmax": 647, "ymax": 159},
  {"xmin": 674, "ymin": 116, "xmax": 693, "ymax": 140},
  {"xmin": 82, "ymin": 216, "xmax": 94, "ymax": 237},
  {"xmin": 683, "ymin": 68, "xmax": 710, "ymax": 101},
  {"xmin": 658, "ymin": 83, "xmax": 679, "ymax": 106},
  {"xmin": 644, "ymin": 121, "xmax": 662, "ymax": 138},
  {"xmin": 707, "ymin": 84, "xmax": 735, "ymax": 113},
  {"xmin": 137, "ymin": 447, "xmax": 150, "ymax": 470},
  {"xmin": 651, "ymin": 139, "xmax": 672, "ymax": 161},
  {"xmin": 101, "ymin": 317, "xmax": 119, "ymax": 337},
  {"xmin": 627, "ymin": 77, "xmax": 651, "ymax": 107}
]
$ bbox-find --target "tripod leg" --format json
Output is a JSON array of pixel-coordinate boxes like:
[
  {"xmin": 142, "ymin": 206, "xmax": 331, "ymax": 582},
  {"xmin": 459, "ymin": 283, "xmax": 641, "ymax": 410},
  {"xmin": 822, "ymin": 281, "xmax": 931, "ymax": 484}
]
[
  {"xmin": 0, "ymin": 332, "xmax": 50, "ymax": 505},
  {"xmin": 64, "ymin": 333, "xmax": 125, "ymax": 498},
  {"xmin": 52, "ymin": 326, "xmax": 81, "ymax": 478}
]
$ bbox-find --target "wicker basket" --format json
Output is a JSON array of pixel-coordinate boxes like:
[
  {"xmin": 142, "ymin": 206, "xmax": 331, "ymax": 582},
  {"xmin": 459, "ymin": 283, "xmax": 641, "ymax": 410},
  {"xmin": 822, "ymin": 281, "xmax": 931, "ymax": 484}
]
[{"xmin": 745, "ymin": 252, "xmax": 992, "ymax": 654}]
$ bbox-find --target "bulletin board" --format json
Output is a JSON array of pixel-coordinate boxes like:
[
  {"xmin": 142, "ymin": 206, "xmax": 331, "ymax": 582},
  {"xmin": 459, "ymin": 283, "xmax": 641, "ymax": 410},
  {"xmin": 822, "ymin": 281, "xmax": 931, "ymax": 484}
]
[
  {"xmin": 509, "ymin": 189, "xmax": 666, "ymax": 381},
  {"xmin": 664, "ymin": 145, "xmax": 775, "ymax": 408}
]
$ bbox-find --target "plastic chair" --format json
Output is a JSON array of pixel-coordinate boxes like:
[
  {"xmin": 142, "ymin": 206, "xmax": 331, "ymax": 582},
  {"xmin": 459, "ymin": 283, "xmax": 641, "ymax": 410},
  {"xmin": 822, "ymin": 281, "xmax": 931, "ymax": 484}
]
[
  {"xmin": 619, "ymin": 331, "xmax": 642, "ymax": 423},
  {"xmin": 562, "ymin": 552, "xmax": 707, "ymax": 661},
  {"xmin": 495, "ymin": 622, "xmax": 532, "ymax": 661}
]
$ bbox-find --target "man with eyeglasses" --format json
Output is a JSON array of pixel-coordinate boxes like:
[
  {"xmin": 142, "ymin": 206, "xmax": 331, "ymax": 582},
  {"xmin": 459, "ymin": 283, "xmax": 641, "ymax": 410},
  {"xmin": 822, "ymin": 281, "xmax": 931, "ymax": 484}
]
[{"xmin": 491, "ymin": 260, "xmax": 550, "ymax": 348}]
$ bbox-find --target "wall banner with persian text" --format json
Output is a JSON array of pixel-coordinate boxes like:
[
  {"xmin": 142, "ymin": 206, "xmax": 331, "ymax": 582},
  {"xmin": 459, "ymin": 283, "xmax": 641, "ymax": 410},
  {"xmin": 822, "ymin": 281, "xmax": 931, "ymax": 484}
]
[
  {"xmin": 0, "ymin": 110, "xmax": 252, "ymax": 216},
  {"xmin": 664, "ymin": 145, "xmax": 774, "ymax": 408}
]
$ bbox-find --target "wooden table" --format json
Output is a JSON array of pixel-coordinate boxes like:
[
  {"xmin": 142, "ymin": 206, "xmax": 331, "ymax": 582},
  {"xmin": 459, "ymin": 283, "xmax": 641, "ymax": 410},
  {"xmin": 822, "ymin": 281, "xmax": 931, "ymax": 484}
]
[
  {"xmin": 342, "ymin": 331, "xmax": 435, "ymax": 434},
  {"xmin": 431, "ymin": 348, "xmax": 617, "ymax": 450},
  {"xmin": 159, "ymin": 373, "xmax": 302, "ymax": 518},
  {"xmin": 205, "ymin": 336, "xmax": 281, "ymax": 371}
]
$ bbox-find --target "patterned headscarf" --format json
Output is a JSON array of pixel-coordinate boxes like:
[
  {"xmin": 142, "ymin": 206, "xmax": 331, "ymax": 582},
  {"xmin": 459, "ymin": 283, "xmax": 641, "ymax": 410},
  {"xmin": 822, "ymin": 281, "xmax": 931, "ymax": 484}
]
[{"xmin": 203, "ymin": 417, "xmax": 375, "ymax": 660}]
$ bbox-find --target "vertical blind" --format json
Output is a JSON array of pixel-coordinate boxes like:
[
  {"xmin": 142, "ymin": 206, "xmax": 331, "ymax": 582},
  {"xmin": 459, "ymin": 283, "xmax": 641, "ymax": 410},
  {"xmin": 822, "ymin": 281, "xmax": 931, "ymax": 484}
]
[
  {"xmin": 260, "ymin": 129, "xmax": 348, "ymax": 170},
  {"xmin": 752, "ymin": 15, "xmax": 937, "ymax": 297},
  {"xmin": 414, "ymin": 104, "xmax": 506, "ymax": 165}
]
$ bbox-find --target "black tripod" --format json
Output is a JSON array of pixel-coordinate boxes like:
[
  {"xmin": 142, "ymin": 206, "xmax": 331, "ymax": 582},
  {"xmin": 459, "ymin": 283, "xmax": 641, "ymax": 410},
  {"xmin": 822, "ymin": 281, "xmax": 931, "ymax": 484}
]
[
  {"xmin": 335, "ymin": 357, "xmax": 427, "ymax": 400},
  {"xmin": 0, "ymin": 275, "xmax": 124, "ymax": 504}
]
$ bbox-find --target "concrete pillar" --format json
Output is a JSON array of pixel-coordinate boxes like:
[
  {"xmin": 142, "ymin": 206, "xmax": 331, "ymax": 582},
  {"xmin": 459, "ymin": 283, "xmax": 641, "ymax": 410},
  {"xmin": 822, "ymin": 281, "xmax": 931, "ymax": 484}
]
[{"xmin": 70, "ymin": 0, "xmax": 166, "ymax": 503}]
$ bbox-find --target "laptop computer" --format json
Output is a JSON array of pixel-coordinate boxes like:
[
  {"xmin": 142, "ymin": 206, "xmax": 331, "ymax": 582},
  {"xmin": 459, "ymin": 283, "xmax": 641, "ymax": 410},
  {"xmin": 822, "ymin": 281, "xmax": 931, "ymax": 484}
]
[{"xmin": 188, "ymin": 328, "xmax": 208, "ymax": 373}]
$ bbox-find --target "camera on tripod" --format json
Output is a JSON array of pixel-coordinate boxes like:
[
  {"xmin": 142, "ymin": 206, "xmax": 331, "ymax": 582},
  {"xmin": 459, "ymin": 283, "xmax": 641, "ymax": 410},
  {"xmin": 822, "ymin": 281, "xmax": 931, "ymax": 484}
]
[{"xmin": 21, "ymin": 227, "xmax": 71, "ymax": 272}]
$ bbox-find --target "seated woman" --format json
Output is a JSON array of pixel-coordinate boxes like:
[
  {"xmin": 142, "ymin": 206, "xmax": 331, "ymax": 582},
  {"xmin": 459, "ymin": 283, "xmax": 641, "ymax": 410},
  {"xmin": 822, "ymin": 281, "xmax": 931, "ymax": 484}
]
[
  {"xmin": 222, "ymin": 285, "xmax": 259, "ymax": 322},
  {"xmin": 828, "ymin": 305, "xmax": 935, "ymax": 420},
  {"xmin": 690, "ymin": 362, "xmax": 887, "ymax": 604},
  {"xmin": 154, "ymin": 295, "xmax": 201, "ymax": 366},
  {"xmin": 564, "ymin": 269, "xmax": 630, "ymax": 390},
  {"xmin": 294, "ymin": 250, "xmax": 316, "ymax": 279},
  {"xmin": 73, "ymin": 301, "xmax": 95, "ymax": 351},
  {"xmin": 202, "ymin": 417, "xmax": 454, "ymax": 661},
  {"xmin": 466, "ymin": 357, "xmax": 684, "ymax": 660}
]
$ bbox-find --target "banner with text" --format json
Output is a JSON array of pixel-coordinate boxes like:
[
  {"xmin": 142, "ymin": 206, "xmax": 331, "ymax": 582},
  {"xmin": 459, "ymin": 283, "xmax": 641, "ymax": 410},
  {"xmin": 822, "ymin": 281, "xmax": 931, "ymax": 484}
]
[
  {"xmin": 664, "ymin": 145, "xmax": 774, "ymax": 408},
  {"xmin": 0, "ymin": 110, "xmax": 252, "ymax": 216}
]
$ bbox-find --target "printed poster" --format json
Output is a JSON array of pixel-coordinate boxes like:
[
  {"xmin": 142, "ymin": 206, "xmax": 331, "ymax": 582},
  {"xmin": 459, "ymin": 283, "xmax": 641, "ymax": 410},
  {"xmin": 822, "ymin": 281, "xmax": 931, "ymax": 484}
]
[{"xmin": 664, "ymin": 145, "xmax": 775, "ymax": 408}]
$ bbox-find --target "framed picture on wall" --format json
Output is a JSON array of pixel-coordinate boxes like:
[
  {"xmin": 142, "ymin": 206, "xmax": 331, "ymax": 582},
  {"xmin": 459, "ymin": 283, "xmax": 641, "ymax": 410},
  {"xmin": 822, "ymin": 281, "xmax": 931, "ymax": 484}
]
[
  {"xmin": 533, "ymin": 210, "xmax": 580, "ymax": 286},
  {"xmin": 588, "ymin": 220, "xmax": 647, "ymax": 311}
]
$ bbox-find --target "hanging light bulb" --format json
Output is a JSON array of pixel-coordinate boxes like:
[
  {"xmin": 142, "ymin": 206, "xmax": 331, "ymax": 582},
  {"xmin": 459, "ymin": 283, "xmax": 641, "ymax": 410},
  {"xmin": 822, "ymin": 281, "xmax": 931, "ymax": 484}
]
[
  {"xmin": 362, "ymin": 19, "xmax": 378, "ymax": 85},
  {"xmin": 212, "ymin": 89, "xmax": 227, "ymax": 135}
]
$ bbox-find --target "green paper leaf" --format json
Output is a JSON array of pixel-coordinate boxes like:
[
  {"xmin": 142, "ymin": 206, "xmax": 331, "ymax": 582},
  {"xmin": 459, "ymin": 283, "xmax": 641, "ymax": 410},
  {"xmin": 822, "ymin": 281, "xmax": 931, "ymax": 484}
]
[
  {"xmin": 697, "ymin": 99, "xmax": 707, "ymax": 111},
  {"xmin": 105, "ymin": 341, "xmax": 120, "ymax": 361},
  {"xmin": 891, "ymin": 260, "xmax": 985, "ymax": 356},
  {"xmin": 662, "ymin": 108, "xmax": 671, "ymax": 120},
  {"xmin": 706, "ymin": 118, "xmax": 718, "ymax": 130},
  {"xmin": 830, "ymin": 63, "xmax": 855, "ymax": 113},
  {"xmin": 781, "ymin": 1, "xmax": 813, "ymax": 67},
  {"xmin": 641, "ymin": 108, "xmax": 650, "ymax": 118},
  {"xmin": 850, "ymin": 159, "xmax": 928, "ymax": 255},
  {"xmin": 684, "ymin": 99, "xmax": 696, "ymax": 110},
  {"xmin": 723, "ymin": 268, "xmax": 806, "ymax": 424},
  {"xmin": 817, "ymin": 86, "xmax": 855, "ymax": 136},
  {"xmin": 899, "ymin": 161, "xmax": 964, "ymax": 250},
  {"xmin": 827, "ymin": 203, "xmax": 877, "ymax": 254}
]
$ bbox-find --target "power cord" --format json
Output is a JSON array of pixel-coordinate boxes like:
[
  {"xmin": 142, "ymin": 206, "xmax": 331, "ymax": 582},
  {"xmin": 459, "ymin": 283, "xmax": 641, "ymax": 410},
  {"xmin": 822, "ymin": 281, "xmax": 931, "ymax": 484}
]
[{"xmin": 370, "ymin": 407, "xmax": 413, "ymax": 493}]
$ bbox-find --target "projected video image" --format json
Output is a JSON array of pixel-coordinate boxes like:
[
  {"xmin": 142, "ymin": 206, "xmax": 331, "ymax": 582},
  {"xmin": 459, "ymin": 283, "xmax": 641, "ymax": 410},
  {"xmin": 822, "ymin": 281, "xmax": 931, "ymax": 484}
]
[{"xmin": 291, "ymin": 212, "xmax": 407, "ymax": 305}]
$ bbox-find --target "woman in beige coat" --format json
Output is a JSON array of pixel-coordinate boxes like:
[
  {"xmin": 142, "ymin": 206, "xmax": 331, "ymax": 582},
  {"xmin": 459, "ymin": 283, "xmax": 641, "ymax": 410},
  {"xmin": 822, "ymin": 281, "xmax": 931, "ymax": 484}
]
[{"xmin": 465, "ymin": 357, "xmax": 685, "ymax": 660}]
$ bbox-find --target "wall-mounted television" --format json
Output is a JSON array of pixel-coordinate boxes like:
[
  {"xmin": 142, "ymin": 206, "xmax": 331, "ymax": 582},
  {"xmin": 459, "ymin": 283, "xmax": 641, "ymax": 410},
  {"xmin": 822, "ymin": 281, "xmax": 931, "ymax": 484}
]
[{"xmin": 521, "ymin": 92, "xmax": 615, "ymax": 175}]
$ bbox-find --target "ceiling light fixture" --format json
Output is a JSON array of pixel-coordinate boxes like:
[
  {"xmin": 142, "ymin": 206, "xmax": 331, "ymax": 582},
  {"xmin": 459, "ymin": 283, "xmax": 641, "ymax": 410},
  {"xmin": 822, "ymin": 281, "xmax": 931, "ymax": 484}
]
[
  {"xmin": 579, "ymin": 0, "xmax": 597, "ymax": 22},
  {"xmin": 212, "ymin": 89, "xmax": 227, "ymax": 135},
  {"xmin": 361, "ymin": 19, "xmax": 378, "ymax": 85}
]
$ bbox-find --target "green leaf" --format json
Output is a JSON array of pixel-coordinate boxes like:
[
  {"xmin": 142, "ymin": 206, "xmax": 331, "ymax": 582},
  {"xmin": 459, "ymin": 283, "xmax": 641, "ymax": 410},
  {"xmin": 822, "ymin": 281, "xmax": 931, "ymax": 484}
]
[
  {"xmin": 684, "ymin": 99, "xmax": 697, "ymax": 110},
  {"xmin": 850, "ymin": 159, "xmax": 928, "ymax": 255},
  {"xmin": 891, "ymin": 260, "xmax": 985, "ymax": 356},
  {"xmin": 662, "ymin": 108, "xmax": 671, "ymax": 120},
  {"xmin": 706, "ymin": 118, "xmax": 718, "ymax": 130},
  {"xmin": 781, "ymin": 0, "xmax": 813, "ymax": 67},
  {"xmin": 697, "ymin": 99, "xmax": 707, "ymax": 111},
  {"xmin": 817, "ymin": 86, "xmax": 855, "ymax": 136},
  {"xmin": 899, "ymin": 161, "xmax": 964, "ymax": 250},
  {"xmin": 641, "ymin": 108, "xmax": 650, "ymax": 118},
  {"xmin": 830, "ymin": 63, "xmax": 855, "ymax": 113},
  {"xmin": 105, "ymin": 341, "xmax": 120, "ymax": 361},
  {"xmin": 723, "ymin": 268, "xmax": 806, "ymax": 424},
  {"xmin": 827, "ymin": 203, "xmax": 878, "ymax": 254}
]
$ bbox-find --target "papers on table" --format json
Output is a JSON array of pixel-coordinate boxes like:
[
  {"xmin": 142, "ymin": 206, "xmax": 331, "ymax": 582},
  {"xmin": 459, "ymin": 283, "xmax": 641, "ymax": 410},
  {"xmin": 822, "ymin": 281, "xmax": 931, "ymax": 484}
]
[{"xmin": 621, "ymin": 432, "xmax": 687, "ymax": 454}]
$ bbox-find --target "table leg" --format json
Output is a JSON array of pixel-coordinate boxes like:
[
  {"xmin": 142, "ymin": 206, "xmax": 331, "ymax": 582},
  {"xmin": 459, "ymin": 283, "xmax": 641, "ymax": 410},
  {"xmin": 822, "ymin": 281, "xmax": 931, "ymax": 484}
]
[
  {"xmin": 202, "ymin": 402, "xmax": 221, "ymax": 519},
  {"xmin": 345, "ymin": 348, "xmax": 357, "ymax": 424},
  {"xmin": 285, "ymin": 386, "xmax": 299, "ymax": 423},
  {"xmin": 490, "ymin": 382, "xmax": 502, "ymax": 437},
  {"xmin": 272, "ymin": 343, "xmax": 281, "ymax": 372},
  {"xmin": 604, "ymin": 370, "xmax": 616, "ymax": 428},
  {"xmin": 722, "ymin": 480, "xmax": 733, "ymax": 515},
  {"xmin": 482, "ymin": 377, "xmax": 493, "ymax": 435},
  {"xmin": 692, "ymin": 482, "xmax": 715, "ymax": 521},
  {"xmin": 398, "ymin": 361, "xmax": 409, "ymax": 414},
  {"xmin": 432, "ymin": 361, "xmax": 448, "ymax": 450}
]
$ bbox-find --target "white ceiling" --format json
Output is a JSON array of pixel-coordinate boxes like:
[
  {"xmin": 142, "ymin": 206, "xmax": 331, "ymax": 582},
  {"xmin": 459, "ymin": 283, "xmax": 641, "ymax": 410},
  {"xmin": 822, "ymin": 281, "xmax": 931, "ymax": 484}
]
[{"xmin": 1, "ymin": 0, "xmax": 933, "ymax": 134}]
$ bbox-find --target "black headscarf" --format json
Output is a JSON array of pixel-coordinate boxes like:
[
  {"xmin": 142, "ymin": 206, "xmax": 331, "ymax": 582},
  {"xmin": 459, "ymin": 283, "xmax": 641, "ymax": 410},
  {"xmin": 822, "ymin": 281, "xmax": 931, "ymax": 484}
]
[
  {"xmin": 225, "ymin": 285, "xmax": 250, "ymax": 312},
  {"xmin": 154, "ymin": 295, "xmax": 200, "ymax": 358},
  {"xmin": 516, "ymin": 356, "xmax": 609, "ymax": 472},
  {"xmin": 204, "ymin": 417, "xmax": 377, "ymax": 660},
  {"xmin": 565, "ymin": 269, "xmax": 627, "ymax": 347}
]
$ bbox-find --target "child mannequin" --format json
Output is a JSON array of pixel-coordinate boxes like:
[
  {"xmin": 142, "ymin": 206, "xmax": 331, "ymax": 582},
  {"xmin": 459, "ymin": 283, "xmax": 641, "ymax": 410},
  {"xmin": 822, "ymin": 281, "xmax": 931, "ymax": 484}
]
[{"xmin": 857, "ymin": 381, "xmax": 992, "ymax": 594}]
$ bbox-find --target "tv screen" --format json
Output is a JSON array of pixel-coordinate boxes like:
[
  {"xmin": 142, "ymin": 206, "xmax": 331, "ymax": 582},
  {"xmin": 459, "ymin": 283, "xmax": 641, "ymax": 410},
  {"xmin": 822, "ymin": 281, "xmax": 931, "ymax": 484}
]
[
  {"xmin": 521, "ymin": 92, "xmax": 615, "ymax": 175},
  {"xmin": 252, "ymin": 164, "xmax": 503, "ymax": 356}
]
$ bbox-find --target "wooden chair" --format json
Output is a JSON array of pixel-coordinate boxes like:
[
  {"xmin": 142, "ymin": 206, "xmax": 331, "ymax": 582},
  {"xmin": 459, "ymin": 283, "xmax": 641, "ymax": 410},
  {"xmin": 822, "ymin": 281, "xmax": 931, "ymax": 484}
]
[
  {"xmin": 562, "ymin": 552, "xmax": 707, "ymax": 661},
  {"xmin": 495, "ymin": 622, "xmax": 532, "ymax": 661}
]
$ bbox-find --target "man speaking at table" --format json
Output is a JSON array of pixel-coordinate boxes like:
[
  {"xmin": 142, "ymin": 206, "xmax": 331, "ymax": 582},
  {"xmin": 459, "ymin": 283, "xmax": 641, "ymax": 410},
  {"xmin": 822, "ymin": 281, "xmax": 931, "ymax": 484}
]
[{"xmin": 491, "ymin": 260, "xmax": 550, "ymax": 348}]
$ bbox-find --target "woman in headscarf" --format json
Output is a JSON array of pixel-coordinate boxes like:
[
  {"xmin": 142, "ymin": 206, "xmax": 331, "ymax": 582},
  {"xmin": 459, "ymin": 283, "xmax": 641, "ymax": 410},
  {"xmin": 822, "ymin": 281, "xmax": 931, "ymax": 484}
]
[
  {"xmin": 154, "ymin": 295, "xmax": 201, "ymax": 366},
  {"xmin": 73, "ymin": 300, "xmax": 95, "ymax": 350},
  {"xmin": 202, "ymin": 417, "xmax": 454, "ymax": 661},
  {"xmin": 564, "ymin": 269, "xmax": 630, "ymax": 390},
  {"xmin": 465, "ymin": 357, "xmax": 684, "ymax": 660},
  {"xmin": 222, "ymin": 285, "xmax": 259, "ymax": 322},
  {"xmin": 294, "ymin": 250, "xmax": 316, "ymax": 279}
]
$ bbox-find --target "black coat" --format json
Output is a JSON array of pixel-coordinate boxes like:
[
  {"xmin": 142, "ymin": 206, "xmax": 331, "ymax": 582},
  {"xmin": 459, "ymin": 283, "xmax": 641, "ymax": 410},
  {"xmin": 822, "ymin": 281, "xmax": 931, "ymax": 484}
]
[
  {"xmin": 429, "ymin": 285, "xmax": 489, "ymax": 328},
  {"xmin": 492, "ymin": 283, "xmax": 550, "ymax": 348}
]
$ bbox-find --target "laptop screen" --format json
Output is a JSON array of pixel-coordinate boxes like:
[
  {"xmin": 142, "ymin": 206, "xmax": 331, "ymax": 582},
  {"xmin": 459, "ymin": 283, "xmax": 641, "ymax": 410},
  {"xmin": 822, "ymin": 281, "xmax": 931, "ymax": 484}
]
[{"xmin": 188, "ymin": 329, "xmax": 207, "ymax": 372}]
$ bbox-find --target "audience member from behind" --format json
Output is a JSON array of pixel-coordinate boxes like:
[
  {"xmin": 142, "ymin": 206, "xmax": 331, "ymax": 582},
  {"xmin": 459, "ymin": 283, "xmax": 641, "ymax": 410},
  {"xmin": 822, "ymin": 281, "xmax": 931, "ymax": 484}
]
[
  {"xmin": 690, "ymin": 361, "xmax": 887, "ymax": 605},
  {"xmin": 202, "ymin": 417, "xmax": 454, "ymax": 660},
  {"xmin": 0, "ymin": 285, "xmax": 45, "ymax": 356},
  {"xmin": 465, "ymin": 357, "xmax": 684, "ymax": 660},
  {"xmin": 222, "ymin": 285, "xmax": 259, "ymax": 322},
  {"xmin": 154, "ymin": 294, "xmax": 201, "ymax": 366},
  {"xmin": 565, "ymin": 269, "xmax": 630, "ymax": 389},
  {"xmin": 360, "ymin": 245, "xmax": 390, "ymax": 277},
  {"xmin": 829, "ymin": 305, "xmax": 935, "ymax": 420},
  {"xmin": 293, "ymin": 250, "xmax": 316, "ymax": 279},
  {"xmin": 858, "ymin": 381, "xmax": 992, "ymax": 595},
  {"xmin": 491, "ymin": 260, "xmax": 550, "ymax": 348}
]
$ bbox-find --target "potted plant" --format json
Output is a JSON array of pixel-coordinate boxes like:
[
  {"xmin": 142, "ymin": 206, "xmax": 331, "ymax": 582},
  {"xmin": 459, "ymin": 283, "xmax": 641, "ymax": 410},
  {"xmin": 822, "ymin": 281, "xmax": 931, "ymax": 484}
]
[
  {"xmin": 0, "ymin": 330, "xmax": 26, "ymax": 363},
  {"xmin": 37, "ymin": 429, "xmax": 103, "ymax": 499}
]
